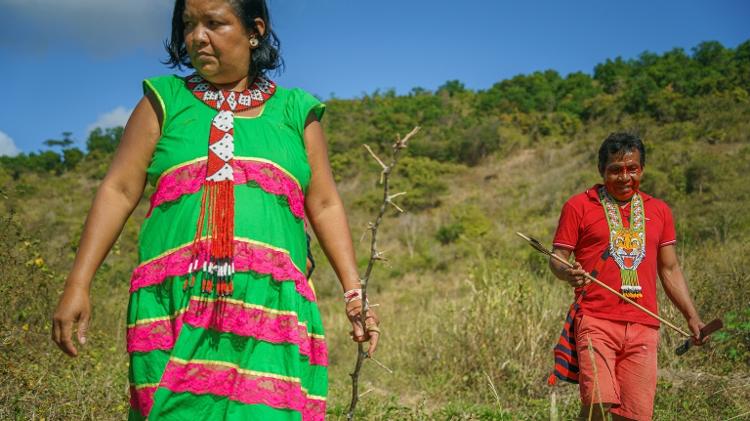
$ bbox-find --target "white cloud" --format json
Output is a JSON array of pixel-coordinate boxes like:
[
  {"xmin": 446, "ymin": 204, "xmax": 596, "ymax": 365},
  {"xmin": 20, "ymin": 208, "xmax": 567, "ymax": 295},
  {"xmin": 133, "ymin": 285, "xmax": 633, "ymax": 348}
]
[
  {"xmin": 0, "ymin": 130, "xmax": 21, "ymax": 157},
  {"xmin": 0, "ymin": 0, "xmax": 172, "ymax": 55},
  {"xmin": 86, "ymin": 107, "xmax": 132, "ymax": 134}
]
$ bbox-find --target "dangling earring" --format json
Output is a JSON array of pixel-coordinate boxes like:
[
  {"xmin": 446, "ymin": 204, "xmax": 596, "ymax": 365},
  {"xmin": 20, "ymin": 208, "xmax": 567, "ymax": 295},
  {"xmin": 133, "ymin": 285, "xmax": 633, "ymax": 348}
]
[{"xmin": 249, "ymin": 37, "xmax": 259, "ymax": 48}]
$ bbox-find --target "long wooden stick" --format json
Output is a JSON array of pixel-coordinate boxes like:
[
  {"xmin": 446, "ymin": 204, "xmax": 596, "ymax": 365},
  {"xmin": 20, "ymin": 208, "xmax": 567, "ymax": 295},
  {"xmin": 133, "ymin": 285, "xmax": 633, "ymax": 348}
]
[
  {"xmin": 516, "ymin": 232, "xmax": 691, "ymax": 338},
  {"xmin": 347, "ymin": 127, "xmax": 420, "ymax": 421}
]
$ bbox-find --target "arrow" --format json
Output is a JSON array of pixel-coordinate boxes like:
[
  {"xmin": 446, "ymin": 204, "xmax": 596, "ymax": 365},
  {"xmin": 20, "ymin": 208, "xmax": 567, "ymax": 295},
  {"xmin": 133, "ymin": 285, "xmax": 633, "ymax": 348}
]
[{"xmin": 516, "ymin": 232, "xmax": 691, "ymax": 338}]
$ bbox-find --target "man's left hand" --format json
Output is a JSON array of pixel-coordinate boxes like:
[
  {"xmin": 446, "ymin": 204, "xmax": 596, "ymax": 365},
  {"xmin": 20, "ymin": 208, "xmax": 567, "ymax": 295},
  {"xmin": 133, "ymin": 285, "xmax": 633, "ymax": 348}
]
[{"xmin": 688, "ymin": 316, "xmax": 708, "ymax": 346}]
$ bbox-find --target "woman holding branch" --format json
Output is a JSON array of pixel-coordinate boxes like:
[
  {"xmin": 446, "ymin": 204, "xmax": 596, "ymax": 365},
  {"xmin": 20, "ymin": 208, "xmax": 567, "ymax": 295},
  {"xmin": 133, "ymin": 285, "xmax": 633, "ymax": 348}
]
[{"xmin": 51, "ymin": 0, "xmax": 379, "ymax": 419}]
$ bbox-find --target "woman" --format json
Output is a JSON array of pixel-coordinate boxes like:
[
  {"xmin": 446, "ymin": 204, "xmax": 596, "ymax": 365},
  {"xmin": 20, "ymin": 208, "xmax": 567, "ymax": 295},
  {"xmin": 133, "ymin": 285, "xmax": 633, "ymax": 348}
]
[{"xmin": 51, "ymin": 0, "xmax": 379, "ymax": 419}]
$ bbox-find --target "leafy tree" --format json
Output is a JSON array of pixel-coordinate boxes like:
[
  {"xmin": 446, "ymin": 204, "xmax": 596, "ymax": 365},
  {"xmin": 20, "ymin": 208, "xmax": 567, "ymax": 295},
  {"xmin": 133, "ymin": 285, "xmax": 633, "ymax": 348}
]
[
  {"xmin": 437, "ymin": 80, "xmax": 467, "ymax": 97},
  {"xmin": 593, "ymin": 57, "xmax": 631, "ymax": 94},
  {"xmin": 0, "ymin": 154, "xmax": 30, "ymax": 180},
  {"xmin": 43, "ymin": 132, "xmax": 84, "ymax": 170},
  {"xmin": 557, "ymin": 72, "xmax": 602, "ymax": 116},
  {"xmin": 622, "ymin": 74, "xmax": 659, "ymax": 114},
  {"xmin": 87, "ymin": 127, "xmax": 124, "ymax": 154},
  {"xmin": 43, "ymin": 132, "xmax": 74, "ymax": 149},
  {"xmin": 733, "ymin": 40, "xmax": 750, "ymax": 90},
  {"xmin": 28, "ymin": 151, "xmax": 64, "ymax": 175},
  {"xmin": 62, "ymin": 148, "xmax": 84, "ymax": 170}
]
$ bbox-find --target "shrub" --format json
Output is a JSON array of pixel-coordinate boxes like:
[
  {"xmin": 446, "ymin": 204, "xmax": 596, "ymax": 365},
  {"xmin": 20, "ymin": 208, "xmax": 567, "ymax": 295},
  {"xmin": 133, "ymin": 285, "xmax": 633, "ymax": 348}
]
[{"xmin": 392, "ymin": 157, "xmax": 463, "ymax": 211}]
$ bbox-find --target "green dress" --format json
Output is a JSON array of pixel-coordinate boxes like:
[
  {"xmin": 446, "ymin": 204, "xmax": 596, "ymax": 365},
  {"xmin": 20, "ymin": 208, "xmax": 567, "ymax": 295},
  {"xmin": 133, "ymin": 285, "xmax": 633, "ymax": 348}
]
[{"xmin": 126, "ymin": 75, "xmax": 327, "ymax": 420}]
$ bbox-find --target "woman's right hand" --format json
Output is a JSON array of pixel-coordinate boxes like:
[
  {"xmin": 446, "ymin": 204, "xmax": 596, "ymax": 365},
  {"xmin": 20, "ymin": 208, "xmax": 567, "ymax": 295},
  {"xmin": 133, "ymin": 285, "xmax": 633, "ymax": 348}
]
[
  {"xmin": 51, "ymin": 284, "xmax": 91, "ymax": 357},
  {"xmin": 49, "ymin": 95, "xmax": 160, "ymax": 357}
]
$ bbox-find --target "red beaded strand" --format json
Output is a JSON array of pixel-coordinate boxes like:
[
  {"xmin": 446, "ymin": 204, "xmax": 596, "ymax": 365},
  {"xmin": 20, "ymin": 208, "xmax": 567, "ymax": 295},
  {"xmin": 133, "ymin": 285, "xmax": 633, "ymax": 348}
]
[{"xmin": 183, "ymin": 73, "xmax": 276, "ymax": 297}]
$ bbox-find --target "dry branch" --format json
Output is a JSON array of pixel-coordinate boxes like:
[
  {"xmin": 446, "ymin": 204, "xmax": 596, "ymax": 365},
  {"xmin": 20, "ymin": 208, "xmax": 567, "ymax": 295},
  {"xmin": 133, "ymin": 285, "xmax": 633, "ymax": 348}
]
[{"xmin": 346, "ymin": 126, "xmax": 420, "ymax": 420}]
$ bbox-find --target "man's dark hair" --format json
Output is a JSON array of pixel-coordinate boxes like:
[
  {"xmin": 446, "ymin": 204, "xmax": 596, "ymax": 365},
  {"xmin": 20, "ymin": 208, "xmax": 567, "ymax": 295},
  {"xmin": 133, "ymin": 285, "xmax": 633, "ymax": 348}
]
[
  {"xmin": 597, "ymin": 132, "xmax": 646, "ymax": 175},
  {"xmin": 164, "ymin": 0, "xmax": 283, "ymax": 80}
]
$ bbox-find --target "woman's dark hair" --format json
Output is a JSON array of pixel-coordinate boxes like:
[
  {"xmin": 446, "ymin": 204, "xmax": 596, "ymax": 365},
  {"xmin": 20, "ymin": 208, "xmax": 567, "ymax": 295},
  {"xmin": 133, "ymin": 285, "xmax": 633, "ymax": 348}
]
[
  {"xmin": 597, "ymin": 132, "xmax": 646, "ymax": 175},
  {"xmin": 164, "ymin": 0, "xmax": 283, "ymax": 79}
]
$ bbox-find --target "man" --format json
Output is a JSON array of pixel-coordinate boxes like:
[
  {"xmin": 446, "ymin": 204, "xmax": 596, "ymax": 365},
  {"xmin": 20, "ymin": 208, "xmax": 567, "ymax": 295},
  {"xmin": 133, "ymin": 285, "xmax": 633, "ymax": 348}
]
[{"xmin": 549, "ymin": 132, "xmax": 706, "ymax": 421}]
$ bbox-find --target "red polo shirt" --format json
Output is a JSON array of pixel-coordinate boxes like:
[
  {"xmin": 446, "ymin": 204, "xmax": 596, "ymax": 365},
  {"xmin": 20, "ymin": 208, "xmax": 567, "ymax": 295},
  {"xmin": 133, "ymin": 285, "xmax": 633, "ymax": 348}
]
[{"xmin": 552, "ymin": 185, "xmax": 677, "ymax": 327}]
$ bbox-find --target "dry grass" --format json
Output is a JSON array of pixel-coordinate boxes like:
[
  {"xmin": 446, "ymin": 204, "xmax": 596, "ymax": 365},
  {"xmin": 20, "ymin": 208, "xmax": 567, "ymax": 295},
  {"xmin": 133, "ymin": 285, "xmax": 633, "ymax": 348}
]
[{"xmin": 2, "ymin": 131, "xmax": 749, "ymax": 419}]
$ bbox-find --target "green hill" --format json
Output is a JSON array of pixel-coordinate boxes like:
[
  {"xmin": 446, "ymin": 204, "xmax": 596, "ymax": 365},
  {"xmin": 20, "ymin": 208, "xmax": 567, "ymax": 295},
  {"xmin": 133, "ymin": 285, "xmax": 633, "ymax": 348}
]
[{"xmin": 2, "ymin": 40, "xmax": 749, "ymax": 419}]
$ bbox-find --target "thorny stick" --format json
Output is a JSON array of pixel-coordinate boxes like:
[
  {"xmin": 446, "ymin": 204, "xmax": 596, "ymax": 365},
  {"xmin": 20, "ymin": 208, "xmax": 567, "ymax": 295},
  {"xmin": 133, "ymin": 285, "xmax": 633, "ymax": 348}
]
[
  {"xmin": 515, "ymin": 232, "xmax": 692, "ymax": 338},
  {"xmin": 346, "ymin": 127, "xmax": 420, "ymax": 421},
  {"xmin": 363, "ymin": 144, "xmax": 387, "ymax": 184},
  {"xmin": 368, "ymin": 355, "xmax": 394, "ymax": 374}
]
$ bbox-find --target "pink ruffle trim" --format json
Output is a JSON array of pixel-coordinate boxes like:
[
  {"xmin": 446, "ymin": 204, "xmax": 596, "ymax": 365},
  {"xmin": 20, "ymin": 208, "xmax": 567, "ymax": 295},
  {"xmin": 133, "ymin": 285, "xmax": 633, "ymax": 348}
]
[
  {"xmin": 184, "ymin": 299, "xmax": 328, "ymax": 366},
  {"xmin": 129, "ymin": 239, "xmax": 315, "ymax": 301},
  {"xmin": 148, "ymin": 159, "xmax": 305, "ymax": 219},
  {"xmin": 129, "ymin": 385, "xmax": 157, "ymax": 418},
  {"xmin": 127, "ymin": 299, "xmax": 328, "ymax": 367},
  {"xmin": 161, "ymin": 360, "xmax": 326, "ymax": 421},
  {"xmin": 127, "ymin": 315, "xmax": 184, "ymax": 353}
]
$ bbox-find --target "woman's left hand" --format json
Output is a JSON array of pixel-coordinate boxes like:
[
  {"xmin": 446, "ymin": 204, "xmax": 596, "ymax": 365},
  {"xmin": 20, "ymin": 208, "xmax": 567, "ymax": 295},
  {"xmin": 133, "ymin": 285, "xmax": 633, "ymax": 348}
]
[{"xmin": 346, "ymin": 300, "xmax": 380, "ymax": 355}]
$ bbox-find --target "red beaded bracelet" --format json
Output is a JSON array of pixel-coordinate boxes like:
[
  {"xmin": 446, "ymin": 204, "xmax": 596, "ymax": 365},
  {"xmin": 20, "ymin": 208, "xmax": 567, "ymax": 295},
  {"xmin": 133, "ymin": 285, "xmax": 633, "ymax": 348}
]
[{"xmin": 344, "ymin": 288, "xmax": 363, "ymax": 304}]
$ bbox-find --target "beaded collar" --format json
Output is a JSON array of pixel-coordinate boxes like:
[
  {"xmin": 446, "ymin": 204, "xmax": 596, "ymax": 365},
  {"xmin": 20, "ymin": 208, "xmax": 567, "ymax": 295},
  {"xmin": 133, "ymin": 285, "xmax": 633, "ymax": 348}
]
[{"xmin": 598, "ymin": 186, "xmax": 646, "ymax": 299}]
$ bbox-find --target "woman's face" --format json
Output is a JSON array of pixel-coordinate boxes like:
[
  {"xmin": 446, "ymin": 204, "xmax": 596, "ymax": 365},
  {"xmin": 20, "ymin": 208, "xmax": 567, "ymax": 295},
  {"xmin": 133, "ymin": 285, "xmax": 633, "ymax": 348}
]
[{"xmin": 183, "ymin": 0, "xmax": 257, "ymax": 86}]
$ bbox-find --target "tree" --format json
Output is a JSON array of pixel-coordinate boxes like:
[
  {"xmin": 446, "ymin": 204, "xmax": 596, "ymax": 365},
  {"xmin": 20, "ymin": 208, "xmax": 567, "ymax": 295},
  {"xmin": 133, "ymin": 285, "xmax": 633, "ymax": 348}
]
[
  {"xmin": 733, "ymin": 40, "xmax": 750, "ymax": 90},
  {"xmin": 87, "ymin": 127, "xmax": 124, "ymax": 154},
  {"xmin": 0, "ymin": 154, "xmax": 30, "ymax": 180},
  {"xmin": 28, "ymin": 151, "xmax": 64, "ymax": 174},
  {"xmin": 43, "ymin": 131, "xmax": 83, "ymax": 171},
  {"xmin": 593, "ymin": 57, "xmax": 631, "ymax": 94},
  {"xmin": 437, "ymin": 80, "xmax": 466, "ymax": 97},
  {"xmin": 43, "ymin": 132, "xmax": 74, "ymax": 149},
  {"xmin": 62, "ymin": 148, "xmax": 84, "ymax": 170},
  {"xmin": 557, "ymin": 72, "xmax": 601, "ymax": 117}
]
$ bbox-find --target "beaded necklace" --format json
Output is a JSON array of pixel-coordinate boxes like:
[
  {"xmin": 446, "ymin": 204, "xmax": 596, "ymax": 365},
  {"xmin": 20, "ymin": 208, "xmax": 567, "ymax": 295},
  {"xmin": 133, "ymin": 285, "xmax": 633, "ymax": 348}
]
[
  {"xmin": 598, "ymin": 186, "xmax": 646, "ymax": 299},
  {"xmin": 183, "ymin": 73, "xmax": 276, "ymax": 296}
]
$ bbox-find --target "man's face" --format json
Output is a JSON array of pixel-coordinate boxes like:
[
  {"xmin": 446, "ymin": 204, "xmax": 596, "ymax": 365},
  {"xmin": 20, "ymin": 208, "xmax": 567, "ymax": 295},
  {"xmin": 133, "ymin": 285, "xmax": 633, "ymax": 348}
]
[{"xmin": 602, "ymin": 150, "xmax": 643, "ymax": 201}]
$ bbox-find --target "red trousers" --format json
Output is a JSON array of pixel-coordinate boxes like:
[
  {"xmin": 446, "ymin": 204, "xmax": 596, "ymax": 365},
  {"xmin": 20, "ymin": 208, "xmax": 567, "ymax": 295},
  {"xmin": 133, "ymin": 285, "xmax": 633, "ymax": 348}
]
[{"xmin": 575, "ymin": 314, "xmax": 659, "ymax": 421}]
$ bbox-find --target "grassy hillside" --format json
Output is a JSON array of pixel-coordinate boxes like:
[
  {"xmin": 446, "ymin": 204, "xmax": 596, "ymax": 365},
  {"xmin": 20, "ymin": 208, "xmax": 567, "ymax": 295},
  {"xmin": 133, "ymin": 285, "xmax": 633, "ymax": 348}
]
[{"xmin": 1, "ymin": 40, "xmax": 749, "ymax": 419}]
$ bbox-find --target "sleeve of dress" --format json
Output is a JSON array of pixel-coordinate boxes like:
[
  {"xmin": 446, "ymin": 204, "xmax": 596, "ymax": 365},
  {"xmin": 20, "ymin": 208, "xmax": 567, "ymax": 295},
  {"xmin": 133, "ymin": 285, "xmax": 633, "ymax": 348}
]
[
  {"xmin": 142, "ymin": 75, "xmax": 178, "ymax": 133},
  {"xmin": 287, "ymin": 88, "xmax": 326, "ymax": 137}
]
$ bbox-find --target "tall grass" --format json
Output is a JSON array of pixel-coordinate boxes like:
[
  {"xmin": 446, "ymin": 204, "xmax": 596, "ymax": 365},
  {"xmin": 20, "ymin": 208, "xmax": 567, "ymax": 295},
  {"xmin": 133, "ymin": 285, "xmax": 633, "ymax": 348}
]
[{"xmin": 1, "ymin": 116, "xmax": 749, "ymax": 419}]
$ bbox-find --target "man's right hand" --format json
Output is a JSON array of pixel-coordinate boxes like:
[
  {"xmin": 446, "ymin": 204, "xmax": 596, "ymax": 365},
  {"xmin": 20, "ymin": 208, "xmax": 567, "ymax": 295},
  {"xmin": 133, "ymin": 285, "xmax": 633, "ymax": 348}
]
[
  {"xmin": 550, "ymin": 247, "xmax": 590, "ymax": 288},
  {"xmin": 565, "ymin": 261, "xmax": 589, "ymax": 288}
]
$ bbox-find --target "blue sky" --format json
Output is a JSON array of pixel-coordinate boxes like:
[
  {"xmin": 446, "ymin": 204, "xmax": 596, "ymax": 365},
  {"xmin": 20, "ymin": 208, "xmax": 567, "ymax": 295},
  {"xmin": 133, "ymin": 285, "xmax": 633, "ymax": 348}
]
[{"xmin": 1, "ymin": 0, "xmax": 748, "ymax": 155}]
